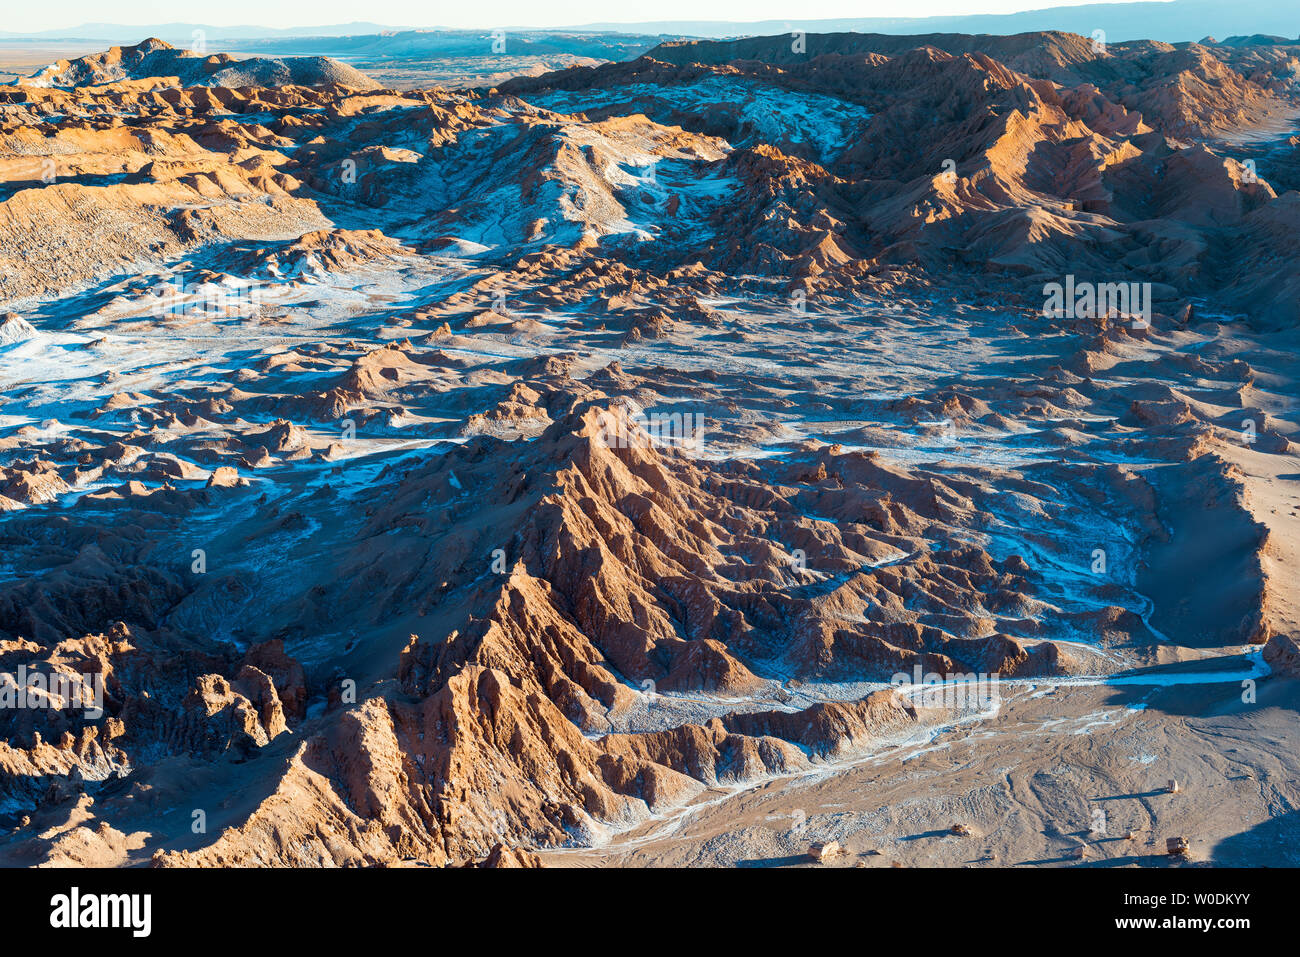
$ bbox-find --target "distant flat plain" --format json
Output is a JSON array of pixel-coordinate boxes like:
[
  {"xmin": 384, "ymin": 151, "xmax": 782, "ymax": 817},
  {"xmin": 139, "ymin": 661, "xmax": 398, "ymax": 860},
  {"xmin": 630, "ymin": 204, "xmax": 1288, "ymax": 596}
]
[
  {"xmin": 0, "ymin": 41, "xmax": 607, "ymax": 89},
  {"xmin": 0, "ymin": 43, "xmax": 105, "ymax": 83}
]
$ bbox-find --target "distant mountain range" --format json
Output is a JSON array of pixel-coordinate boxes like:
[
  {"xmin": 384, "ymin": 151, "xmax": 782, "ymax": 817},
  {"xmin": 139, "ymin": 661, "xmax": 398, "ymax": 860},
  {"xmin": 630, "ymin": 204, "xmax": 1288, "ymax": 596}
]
[
  {"xmin": 0, "ymin": 22, "xmax": 401, "ymax": 43},
  {"xmin": 569, "ymin": 0, "xmax": 1300, "ymax": 43},
  {"xmin": 1, "ymin": 0, "xmax": 1297, "ymax": 47}
]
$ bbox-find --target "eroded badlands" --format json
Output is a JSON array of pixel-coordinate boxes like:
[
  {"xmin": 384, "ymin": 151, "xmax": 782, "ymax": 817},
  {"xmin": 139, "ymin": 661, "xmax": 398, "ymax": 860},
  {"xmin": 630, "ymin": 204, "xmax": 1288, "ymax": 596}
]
[{"xmin": 0, "ymin": 33, "xmax": 1297, "ymax": 867}]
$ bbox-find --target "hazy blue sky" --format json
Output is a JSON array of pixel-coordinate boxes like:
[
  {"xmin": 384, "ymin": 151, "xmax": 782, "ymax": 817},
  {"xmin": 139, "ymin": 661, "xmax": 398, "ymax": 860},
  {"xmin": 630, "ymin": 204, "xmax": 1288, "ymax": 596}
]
[{"xmin": 8, "ymin": 0, "xmax": 1157, "ymax": 33}]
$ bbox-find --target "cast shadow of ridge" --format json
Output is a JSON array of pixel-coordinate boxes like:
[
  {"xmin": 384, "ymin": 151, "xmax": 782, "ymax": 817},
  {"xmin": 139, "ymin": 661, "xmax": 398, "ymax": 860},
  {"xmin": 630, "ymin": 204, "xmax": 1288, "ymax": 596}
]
[{"xmin": 1211, "ymin": 808, "xmax": 1300, "ymax": 866}]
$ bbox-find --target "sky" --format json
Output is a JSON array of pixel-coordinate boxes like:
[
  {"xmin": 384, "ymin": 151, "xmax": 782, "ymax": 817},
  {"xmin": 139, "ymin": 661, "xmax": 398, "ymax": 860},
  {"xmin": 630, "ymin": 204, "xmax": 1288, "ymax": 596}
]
[{"xmin": 6, "ymin": 0, "xmax": 1157, "ymax": 33}]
